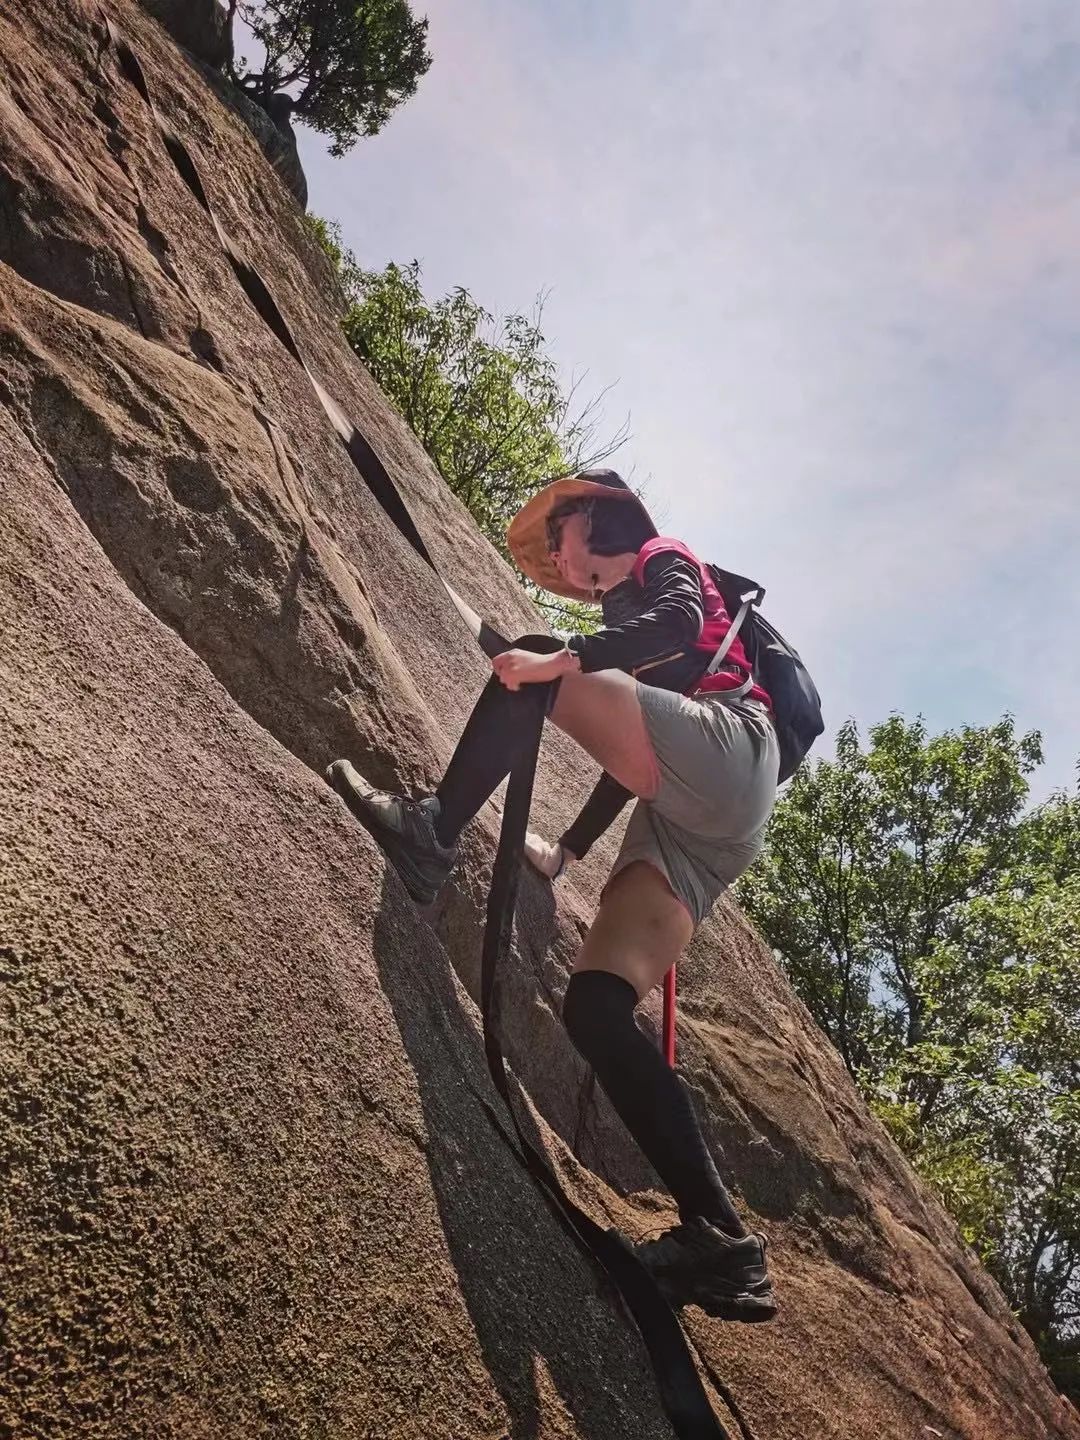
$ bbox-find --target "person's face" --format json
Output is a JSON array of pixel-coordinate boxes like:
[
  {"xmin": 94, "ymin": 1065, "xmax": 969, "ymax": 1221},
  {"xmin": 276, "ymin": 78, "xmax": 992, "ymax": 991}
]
[{"xmin": 550, "ymin": 510, "xmax": 595, "ymax": 590}]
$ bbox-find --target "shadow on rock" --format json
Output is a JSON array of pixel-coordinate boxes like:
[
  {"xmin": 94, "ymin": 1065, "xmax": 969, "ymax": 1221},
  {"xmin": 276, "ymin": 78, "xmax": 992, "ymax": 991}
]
[{"xmin": 370, "ymin": 869, "xmax": 674, "ymax": 1440}]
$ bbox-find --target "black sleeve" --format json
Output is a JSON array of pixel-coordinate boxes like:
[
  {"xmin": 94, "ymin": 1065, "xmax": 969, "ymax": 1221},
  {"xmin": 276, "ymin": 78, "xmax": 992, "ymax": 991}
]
[
  {"xmin": 559, "ymin": 771, "xmax": 633, "ymax": 859},
  {"xmin": 569, "ymin": 551, "xmax": 704, "ymax": 674}
]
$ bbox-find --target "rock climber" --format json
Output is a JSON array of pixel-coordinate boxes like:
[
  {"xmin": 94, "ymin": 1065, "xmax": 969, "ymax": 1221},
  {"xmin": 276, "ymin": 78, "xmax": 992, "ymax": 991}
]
[{"xmin": 327, "ymin": 469, "xmax": 780, "ymax": 1322}]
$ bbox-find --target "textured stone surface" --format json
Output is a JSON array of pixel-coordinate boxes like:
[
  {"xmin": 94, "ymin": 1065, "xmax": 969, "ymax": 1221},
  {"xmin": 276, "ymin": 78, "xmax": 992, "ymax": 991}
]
[
  {"xmin": 1, "ymin": 2, "xmax": 1078, "ymax": 1437},
  {"xmin": 137, "ymin": 0, "xmax": 307, "ymax": 206},
  {"xmin": 195, "ymin": 64, "xmax": 309, "ymax": 210},
  {"xmin": 138, "ymin": 0, "xmax": 232, "ymax": 70}
]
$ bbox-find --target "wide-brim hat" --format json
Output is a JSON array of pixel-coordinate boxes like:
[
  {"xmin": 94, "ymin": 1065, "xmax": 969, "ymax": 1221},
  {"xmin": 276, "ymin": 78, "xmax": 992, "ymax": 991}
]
[{"xmin": 506, "ymin": 469, "xmax": 657, "ymax": 601}]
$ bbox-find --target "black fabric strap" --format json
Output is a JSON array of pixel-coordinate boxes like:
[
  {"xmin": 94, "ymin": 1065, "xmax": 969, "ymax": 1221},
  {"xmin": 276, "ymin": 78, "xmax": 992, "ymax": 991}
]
[{"xmin": 96, "ymin": 20, "xmax": 738, "ymax": 1435}]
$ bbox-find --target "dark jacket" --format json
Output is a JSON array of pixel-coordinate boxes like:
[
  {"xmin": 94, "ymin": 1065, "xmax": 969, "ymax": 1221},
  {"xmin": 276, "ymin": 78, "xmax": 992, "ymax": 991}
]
[{"xmin": 558, "ymin": 549, "xmax": 724, "ymax": 858}]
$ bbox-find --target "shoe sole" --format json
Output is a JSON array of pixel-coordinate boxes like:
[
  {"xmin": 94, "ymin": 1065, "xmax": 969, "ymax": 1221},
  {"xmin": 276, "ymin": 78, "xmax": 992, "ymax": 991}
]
[
  {"xmin": 694, "ymin": 1289, "xmax": 778, "ymax": 1323},
  {"xmin": 326, "ymin": 761, "xmax": 439, "ymax": 904},
  {"xmin": 656, "ymin": 1277, "xmax": 778, "ymax": 1323}
]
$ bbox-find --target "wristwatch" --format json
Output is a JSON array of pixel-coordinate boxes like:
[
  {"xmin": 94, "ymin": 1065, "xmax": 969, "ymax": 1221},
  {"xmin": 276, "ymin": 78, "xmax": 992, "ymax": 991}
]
[{"xmin": 564, "ymin": 633, "xmax": 587, "ymax": 669}]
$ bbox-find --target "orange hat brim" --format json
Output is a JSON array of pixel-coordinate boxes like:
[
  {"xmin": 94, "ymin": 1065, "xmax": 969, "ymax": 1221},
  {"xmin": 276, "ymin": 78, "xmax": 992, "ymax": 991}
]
[{"xmin": 506, "ymin": 476, "xmax": 653, "ymax": 602}]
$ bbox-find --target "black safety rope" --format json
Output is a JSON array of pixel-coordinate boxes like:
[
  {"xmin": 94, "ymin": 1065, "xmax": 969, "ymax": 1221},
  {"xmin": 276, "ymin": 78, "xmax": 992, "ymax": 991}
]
[{"xmin": 96, "ymin": 18, "xmax": 738, "ymax": 1435}]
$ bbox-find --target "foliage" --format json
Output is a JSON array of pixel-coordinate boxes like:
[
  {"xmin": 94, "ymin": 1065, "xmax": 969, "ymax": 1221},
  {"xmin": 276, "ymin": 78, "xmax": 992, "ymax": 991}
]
[
  {"xmin": 303, "ymin": 213, "xmax": 365, "ymax": 302},
  {"xmin": 739, "ymin": 715, "xmax": 1080, "ymax": 1399},
  {"xmin": 228, "ymin": 0, "xmax": 432, "ymax": 155},
  {"xmin": 310, "ymin": 221, "xmax": 631, "ymax": 631}
]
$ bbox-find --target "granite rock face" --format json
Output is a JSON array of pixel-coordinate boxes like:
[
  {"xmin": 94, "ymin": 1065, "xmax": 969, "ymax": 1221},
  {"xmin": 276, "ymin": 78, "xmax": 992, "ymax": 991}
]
[
  {"xmin": 138, "ymin": 0, "xmax": 232, "ymax": 69},
  {"xmin": 2, "ymin": 2, "xmax": 1078, "ymax": 1437},
  {"xmin": 138, "ymin": 0, "xmax": 307, "ymax": 206},
  {"xmin": 196, "ymin": 65, "xmax": 309, "ymax": 210}
]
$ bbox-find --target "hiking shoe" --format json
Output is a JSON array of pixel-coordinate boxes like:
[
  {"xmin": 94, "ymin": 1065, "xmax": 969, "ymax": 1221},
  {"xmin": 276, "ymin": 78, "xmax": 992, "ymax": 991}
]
[
  {"xmin": 326, "ymin": 759, "xmax": 456, "ymax": 904},
  {"xmin": 635, "ymin": 1218, "xmax": 778, "ymax": 1323}
]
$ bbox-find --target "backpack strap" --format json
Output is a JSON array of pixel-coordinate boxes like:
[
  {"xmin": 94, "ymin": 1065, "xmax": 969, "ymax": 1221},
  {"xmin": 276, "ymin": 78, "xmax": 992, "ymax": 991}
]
[
  {"xmin": 704, "ymin": 584, "xmax": 765, "ymax": 698},
  {"xmin": 704, "ymin": 594, "xmax": 752, "ymax": 677}
]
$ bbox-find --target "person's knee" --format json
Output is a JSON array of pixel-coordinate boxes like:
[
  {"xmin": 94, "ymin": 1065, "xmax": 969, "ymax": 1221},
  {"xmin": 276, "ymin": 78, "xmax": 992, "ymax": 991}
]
[
  {"xmin": 562, "ymin": 968, "xmax": 638, "ymax": 1064},
  {"xmin": 478, "ymin": 669, "xmax": 553, "ymax": 725},
  {"xmin": 512, "ymin": 632, "xmax": 565, "ymax": 655}
]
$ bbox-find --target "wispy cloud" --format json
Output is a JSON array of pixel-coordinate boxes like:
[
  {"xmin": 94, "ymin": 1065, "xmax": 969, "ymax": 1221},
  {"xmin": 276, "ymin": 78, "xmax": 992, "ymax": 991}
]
[{"xmin": 296, "ymin": 0, "xmax": 1080, "ymax": 789}]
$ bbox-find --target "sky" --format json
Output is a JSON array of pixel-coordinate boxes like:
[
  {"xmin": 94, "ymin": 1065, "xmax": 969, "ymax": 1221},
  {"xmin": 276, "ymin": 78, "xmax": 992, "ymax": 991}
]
[{"xmin": 256, "ymin": 0, "xmax": 1079, "ymax": 793}]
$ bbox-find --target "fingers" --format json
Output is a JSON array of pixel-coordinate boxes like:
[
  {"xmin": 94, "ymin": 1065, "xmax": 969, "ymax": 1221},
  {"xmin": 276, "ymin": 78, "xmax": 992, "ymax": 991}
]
[{"xmin": 492, "ymin": 650, "xmax": 522, "ymax": 690}]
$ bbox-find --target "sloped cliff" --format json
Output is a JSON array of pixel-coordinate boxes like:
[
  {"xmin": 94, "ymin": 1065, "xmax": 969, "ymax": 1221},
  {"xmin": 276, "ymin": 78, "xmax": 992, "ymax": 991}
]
[{"xmin": 1, "ymin": 3, "xmax": 1077, "ymax": 1437}]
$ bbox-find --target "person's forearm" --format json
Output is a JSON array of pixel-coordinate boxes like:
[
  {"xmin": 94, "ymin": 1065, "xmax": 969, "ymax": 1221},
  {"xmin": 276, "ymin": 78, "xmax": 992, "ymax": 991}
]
[{"xmin": 567, "ymin": 554, "xmax": 704, "ymax": 675}]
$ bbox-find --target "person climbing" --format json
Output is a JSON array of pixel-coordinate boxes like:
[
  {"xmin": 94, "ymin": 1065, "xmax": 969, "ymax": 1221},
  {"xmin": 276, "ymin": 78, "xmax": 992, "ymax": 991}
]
[{"xmin": 326, "ymin": 469, "xmax": 780, "ymax": 1323}]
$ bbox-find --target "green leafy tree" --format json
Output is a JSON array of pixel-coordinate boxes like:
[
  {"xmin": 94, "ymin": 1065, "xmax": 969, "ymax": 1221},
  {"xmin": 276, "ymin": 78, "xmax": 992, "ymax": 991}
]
[
  {"xmin": 308, "ymin": 221, "xmax": 632, "ymax": 631},
  {"xmin": 228, "ymin": 0, "xmax": 432, "ymax": 155},
  {"xmin": 739, "ymin": 716, "xmax": 1080, "ymax": 1399}
]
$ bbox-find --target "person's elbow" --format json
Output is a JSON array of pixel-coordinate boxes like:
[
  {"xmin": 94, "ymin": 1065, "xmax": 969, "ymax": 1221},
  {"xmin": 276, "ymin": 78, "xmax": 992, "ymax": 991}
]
[{"xmin": 655, "ymin": 601, "xmax": 703, "ymax": 647}]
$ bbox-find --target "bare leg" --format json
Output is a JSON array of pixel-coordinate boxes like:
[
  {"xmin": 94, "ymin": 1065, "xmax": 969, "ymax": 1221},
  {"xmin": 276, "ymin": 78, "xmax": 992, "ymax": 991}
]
[
  {"xmin": 547, "ymin": 669, "xmax": 660, "ymax": 801},
  {"xmin": 572, "ymin": 858, "xmax": 692, "ymax": 999}
]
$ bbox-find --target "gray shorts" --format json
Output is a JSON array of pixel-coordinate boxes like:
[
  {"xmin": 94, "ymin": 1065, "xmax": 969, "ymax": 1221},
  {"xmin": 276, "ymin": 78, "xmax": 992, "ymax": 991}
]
[{"xmin": 606, "ymin": 685, "xmax": 780, "ymax": 927}]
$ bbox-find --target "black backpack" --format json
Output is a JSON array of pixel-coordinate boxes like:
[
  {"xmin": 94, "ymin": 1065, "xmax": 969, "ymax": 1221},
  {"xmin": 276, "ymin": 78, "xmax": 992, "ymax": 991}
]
[{"xmin": 706, "ymin": 565, "xmax": 824, "ymax": 783}]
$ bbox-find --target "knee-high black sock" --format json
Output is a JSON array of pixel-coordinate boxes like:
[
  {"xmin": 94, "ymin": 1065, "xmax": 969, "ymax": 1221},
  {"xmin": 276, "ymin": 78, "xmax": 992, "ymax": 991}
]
[
  {"xmin": 434, "ymin": 672, "xmax": 554, "ymax": 848},
  {"xmin": 563, "ymin": 970, "xmax": 747, "ymax": 1236}
]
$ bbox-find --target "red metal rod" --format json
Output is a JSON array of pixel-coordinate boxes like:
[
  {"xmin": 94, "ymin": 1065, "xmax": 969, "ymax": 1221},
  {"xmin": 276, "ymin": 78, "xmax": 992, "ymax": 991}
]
[{"xmin": 662, "ymin": 967, "xmax": 676, "ymax": 1067}]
